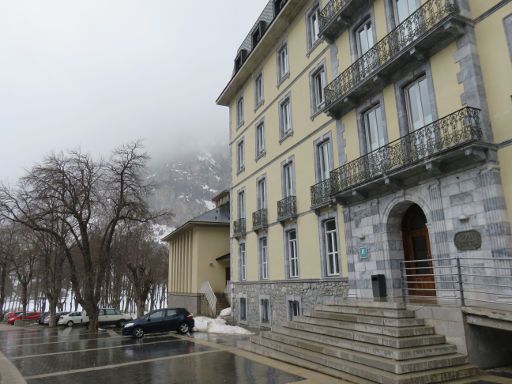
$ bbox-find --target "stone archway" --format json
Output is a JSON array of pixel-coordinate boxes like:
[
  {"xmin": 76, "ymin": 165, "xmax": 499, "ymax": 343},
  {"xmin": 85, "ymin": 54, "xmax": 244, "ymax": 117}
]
[{"xmin": 383, "ymin": 199, "xmax": 435, "ymax": 298}]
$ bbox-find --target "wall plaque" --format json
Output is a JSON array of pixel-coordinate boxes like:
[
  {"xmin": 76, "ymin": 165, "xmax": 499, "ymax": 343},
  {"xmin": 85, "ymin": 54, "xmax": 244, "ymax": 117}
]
[
  {"xmin": 359, "ymin": 247, "xmax": 369, "ymax": 260},
  {"xmin": 454, "ymin": 230, "xmax": 482, "ymax": 251}
]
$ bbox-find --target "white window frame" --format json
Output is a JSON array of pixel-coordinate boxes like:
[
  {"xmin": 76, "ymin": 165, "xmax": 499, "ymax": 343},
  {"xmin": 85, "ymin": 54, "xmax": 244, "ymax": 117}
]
[
  {"xmin": 286, "ymin": 229, "xmax": 299, "ymax": 278},
  {"xmin": 355, "ymin": 19, "xmax": 375, "ymax": 57},
  {"xmin": 363, "ymin": 104, "xmax": 386, "ymax": 153},
  {"xmin": 323, "ymin": 218, "xmax": 340, "ymax": 276},
  {"xmin": 239, "ymin": 242, "xmax": 247, "ymax": 281},
  {"xmin": 257, "ymin": 177, "xmax": 267, "ymax": 210},
  {"xmin": 277, "ymin": 43, "xmax": 289, "ymax": 83},
  {"xmin": 255, "ymin": 121, "xmax": 265, "ymax": 158},
  {"xmin": 282, "ymin": 161, "xmax": 295, "ymax": 198},
  {"xmin": 307, "ymin": 4, "xmax": 321, "ymax": 50},
  {"xmin": 316, "ymin": 139, "xmax": 331, "ymax": 182},
  {"xmin": 404, "ymin": 76, "xmax": 434, "ymax": 132},
  {"xmin": 279, "ymin": 97, "xmax": 292, "ymax": 139},
  {"xmin": 236, "ymin": 139, "xmax": 245, "ymax": 173},
  {"xmin": 236, "ymin": 97, "xmax": 244, "ymax": 127},
  {"xmin": 237, "ymin": 190, "xmax": 246, "ymax": 220},
  {"xmin": 259, "ymin": 236, "xmax": 268, "ymax": 280},
  {"xmin": 311, "ymin": 65, "xmax": 326, "ymax": 113},
  {"xmin": 288, "ymin": 299, "xmax": 301, "ymax": 320},
  {"xmin": 255, "ymin": 73, "xmax": 264, "ymax": 108}
]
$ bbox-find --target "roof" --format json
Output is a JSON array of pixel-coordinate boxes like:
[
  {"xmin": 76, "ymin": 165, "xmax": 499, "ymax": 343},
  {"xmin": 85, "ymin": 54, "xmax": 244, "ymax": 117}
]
[
  {"xmin": 161, "ymin": 206, "xmax": 230, "ymax": 242},
  {"xmin": 211, "ymin": 189, "xmax": 230, "ymax": 203}
]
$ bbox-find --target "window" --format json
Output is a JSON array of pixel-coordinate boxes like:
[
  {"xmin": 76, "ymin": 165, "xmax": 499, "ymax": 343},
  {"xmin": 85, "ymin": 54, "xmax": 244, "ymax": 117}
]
[
  {"xmin": 279, "ymin": 97, "xmax": 292, "ymax": 139},
  {"xmin": 395, "ymin": 0, "xmax": 418, "ymax": 23},
  {"xmin": 149, "ymin": 310, "xmax": 165, "ymax": 320},
  {"xmin": 404, "ymin": 76, "xmax": 433, "ymax": 132},
  {"xmin": 288, "ymin": 300, "xmax": 301, "ymax": 320},
  {"xmin": 259, "ymin": 236, "xmax": 268, "ymax": 279},
  {"xmin": 316, "ymin": 139, "xmax": 331, "ymax": 181},
  {"xmin": 307, "ymin": 4, "xmax": 321, "ymax": 49},
  {"xmin": 256, "ymin": 122, "xmax": 265, "ymax": 157},
  {"xmin": 166, "ymin": 309, "xmax": 177, "ymax": 317},
  {"xmin": 505, "ymin": 15, "xmax": 512, "ymax": 61},
  {"xmin": 277, "ymin": 44, "xmax": 289, "ymax": 82},
  {"xmin": 283, "ymin": 161, "xmax": 294, "ymax": 197},
  {"xmin": 257, "ymin": 178, "xmax": 267, "ymax": 210},
  {"xmin": 252, "ymin": 21, "xmax": 266, "ymax": 49},
  {"xmin": 323, "ymin": 219, "xmax": 340, "ymax": 276},
  {"xmin": 311, "ymin": 65, "xmax": 326, "ymax": 112},
  {"xmin": 286, "ymin": 229, "xmax": 299, "ymax": 278},
  {"xmin": 274, "ymin": 0, "xmax": 287, "ymax": 16},
  {"xmin": 239, "ymin": 243, "xmax": 247, "ymax": 281},
  {"xmin": 237, "ymin": 190, "xmax": 245, "ymax": 220},
  {"xmin": 355, "ymin": 20, "xmax": 374, "ymax": 56},
  {"xmin": 255, "ymin": 74, "xmax": 264, "ymax": 107},
  {"xmin": 237, "ymin": 139, "xmax": 245, "ymax": 173},
  {"xmin": 363, "ymin": 105, "xmax": 386, "ymax": 152},
  {"xmin": 236, "ymin": 97, "xmax": 244, "ymax": 127},
  {"xmin": 240, "ymin": 297, "xmax": 247, "ymax": 321},
  {"xmin": 235, "ymin": 50, "xmax": 248, "ymax": 73},
  {"xmin": 260, "ymin": 298, "xmax": 270, "ymax": 323}
]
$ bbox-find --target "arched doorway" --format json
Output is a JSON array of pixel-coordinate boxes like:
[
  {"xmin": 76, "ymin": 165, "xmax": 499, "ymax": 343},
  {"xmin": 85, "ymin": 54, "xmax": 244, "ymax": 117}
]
[{"xmin": 401, "ymin": 204, "xmax": 436, "ymax": 297}]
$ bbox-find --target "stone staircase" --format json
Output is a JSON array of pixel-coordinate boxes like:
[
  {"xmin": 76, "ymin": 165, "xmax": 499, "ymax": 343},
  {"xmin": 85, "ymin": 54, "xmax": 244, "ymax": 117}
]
[{"xmin": 241, "ymin": 300, "xmax": 480, "ymax": 384}]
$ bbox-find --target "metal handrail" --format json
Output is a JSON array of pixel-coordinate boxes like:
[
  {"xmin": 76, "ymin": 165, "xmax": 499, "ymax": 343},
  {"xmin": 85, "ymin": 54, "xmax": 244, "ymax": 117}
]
[
  {"xmin": 310, "ymin": 178, "xmax": 332, "ymax": 208},
  {"xmin": 233, "ymin": 218, "xmax": 246, "ymax": 237},
  {"xmin": 277, "ymin": 196, "xmax": 297, "ymax": 221},
  {"xmin": 319, "ymin": 0, "xmax": 352, "ymax": 32},
  {"xmin": 200, "ymin": 281, "xmax": 217, "ymax": 316},
  {"xmin": 252, "ymin": 209, "xmax": 268, "ymax": 229},
  {"xmin": 324, "ymin": 0, "xmax": 458, "ymax": 111},
  {"xmin": 330, "ymin": 107, "xmax": 482, "ymax": 196}
]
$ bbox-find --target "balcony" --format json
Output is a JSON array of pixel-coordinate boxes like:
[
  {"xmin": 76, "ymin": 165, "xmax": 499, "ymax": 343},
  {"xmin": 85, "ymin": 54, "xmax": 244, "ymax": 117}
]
[
  {"xmin": 330, "ymin": 107, "xmax": 488, "ymax": 204},
  {"xmin": 252, "ymin": 209, "xmax": 268, "ymax": 231},
  {"xmin": 277, "ymin": 196, "xmax": 297, "ymax": 222},
  {"xmin": 323, "ymin": 0, "xmax": 465, "ymax": 118},
  {"xmin": 310, "ymin": 179, "xmax": 334, "ymax": 210},
  {"xmin": 233, "ymin": 219, "xmax": 246, "ymax": 238},
  {"xmin": 319, "ymin": 0, "xmax": 364, "ymax": 41}
]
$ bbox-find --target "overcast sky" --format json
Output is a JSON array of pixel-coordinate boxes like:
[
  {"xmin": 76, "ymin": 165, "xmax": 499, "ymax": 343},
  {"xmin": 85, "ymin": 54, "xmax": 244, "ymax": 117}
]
[{"xmin": 0, "ymin": 0, "xmax": 268, "ymax": 182}]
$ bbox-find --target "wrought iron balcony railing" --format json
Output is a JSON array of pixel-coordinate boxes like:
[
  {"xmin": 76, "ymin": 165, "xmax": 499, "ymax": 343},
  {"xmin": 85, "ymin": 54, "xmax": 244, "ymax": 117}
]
[
  {"xmin": 233, "ymin": 219, "xmax": 246, "ymax": 238},
  {"xmin": 310, "ymin": 178, "xmax": 333, "ymax": 209},
  {"xmin": 324, "ymin": 0, "xmax": 460, "ymax": 117},
  {"xmin": 330, "ymin": 107, "xmax": 482, "ymax": 196},
  {"xmin": 319, "ymin": 0, "xmax": 358, "ymax": 40},
  {"xmin": 252, "ymin": 209, "xmax": 268, "ymax": 231},
  {"xmin": 277, "ymin": 196, "xmax": 297, "ymax": 222}
]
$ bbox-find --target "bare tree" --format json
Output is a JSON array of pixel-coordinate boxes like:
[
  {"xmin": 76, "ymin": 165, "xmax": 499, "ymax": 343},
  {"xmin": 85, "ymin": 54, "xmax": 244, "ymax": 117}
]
[
  {"xmin": 0, "ymin": 222, "xmax": 15, "ymax": 313},
  {"xmin": 0, "ymin": 142, "xmax": 163, "ymax": 333}
]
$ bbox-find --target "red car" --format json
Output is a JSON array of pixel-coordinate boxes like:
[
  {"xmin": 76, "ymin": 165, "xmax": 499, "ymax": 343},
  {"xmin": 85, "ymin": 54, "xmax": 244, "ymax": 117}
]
[
  {"xmin": 7, "ymin": 311, "xmax": 41, "ymax": 325},
  {"xmin": 5, "ymin": 311, "xmax": 22, "ymax": 322}
]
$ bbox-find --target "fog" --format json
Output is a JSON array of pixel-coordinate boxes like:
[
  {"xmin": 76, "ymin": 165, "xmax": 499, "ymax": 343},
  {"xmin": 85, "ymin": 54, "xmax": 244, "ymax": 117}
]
[{"xmin": 0, "ymin": 0, "xmax": 268, "ymax": 181}]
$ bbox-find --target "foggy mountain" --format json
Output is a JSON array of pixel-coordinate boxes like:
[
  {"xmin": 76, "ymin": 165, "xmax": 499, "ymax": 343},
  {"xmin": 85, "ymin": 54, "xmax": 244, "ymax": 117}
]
[{"xmin": 147, "ymin": 142, "xmax": 231, "ymax": 232}]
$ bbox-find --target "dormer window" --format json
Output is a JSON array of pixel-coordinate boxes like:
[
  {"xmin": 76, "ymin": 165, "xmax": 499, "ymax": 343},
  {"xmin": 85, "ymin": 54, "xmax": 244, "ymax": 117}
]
[
  {"xmin": 252, "ymin": 21, "xmax": 267, "ymax": 50},
  {"xmin": 234, "ymin": 49, "xmax": 248, "ymax": 73},
  {"xmin": 274, "ymin": 0, "xmax": 288, "ymax": 16}
]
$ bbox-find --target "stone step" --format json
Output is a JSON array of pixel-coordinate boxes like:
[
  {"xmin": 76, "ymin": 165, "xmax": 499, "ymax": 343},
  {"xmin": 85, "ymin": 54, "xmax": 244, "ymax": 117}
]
[
  {"xmin": 258, "ymin": 332, "xmax": 468, "ymax": 374},
  {"xmin": 294, "ymin": 316, "xmax": 436, "ymax": 338},
  {"xmin": 321, "ymin": 298, "xmax": 407, "ymax": 310},
  {"xmin": 244, "ymin": 338, "xmax": 479, "ymax": 384},
  {"xmin": 315, "ymin": 304, "xmax": 415, "ymax": 319},
  {"xmin": 279, "ymin": 321, "xmax": 447, "ymax": 350},
  {"xmin": 241, "ymin": 341, "xmax": 375, "ymax": 384},
  {"xmin": 312, "ymin": 310, "xmax": 426, "ymax": 327}
]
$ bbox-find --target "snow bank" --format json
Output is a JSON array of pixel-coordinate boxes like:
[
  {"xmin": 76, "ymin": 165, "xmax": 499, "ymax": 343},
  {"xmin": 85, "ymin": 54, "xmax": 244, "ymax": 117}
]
[
  {"xmin": 219, "ymin": 307, "xmax": 232, "ymax": 317},
  {"xmin": 193, "ymin": 316, "xmax": 252, "ymax": 335}
]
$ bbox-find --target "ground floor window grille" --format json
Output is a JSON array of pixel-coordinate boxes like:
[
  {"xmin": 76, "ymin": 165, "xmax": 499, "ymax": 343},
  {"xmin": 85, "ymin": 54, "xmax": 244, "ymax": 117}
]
[
  {"xmin": 288, "ymin": 300, "xmax": 301, "ymax": 320},
  {"xmin": 240, "ymin": 298, "xmax": 247, "ymax": 321},
  {"xmin": 260, "ymin": 298, "xmax": 270, "ymax": 324}
]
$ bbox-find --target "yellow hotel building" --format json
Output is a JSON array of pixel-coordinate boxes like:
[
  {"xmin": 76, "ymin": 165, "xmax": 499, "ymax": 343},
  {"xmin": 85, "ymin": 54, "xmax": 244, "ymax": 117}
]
[{"xmin": 217, "ymin": 0, "xmax": 512, "ymax": 344}]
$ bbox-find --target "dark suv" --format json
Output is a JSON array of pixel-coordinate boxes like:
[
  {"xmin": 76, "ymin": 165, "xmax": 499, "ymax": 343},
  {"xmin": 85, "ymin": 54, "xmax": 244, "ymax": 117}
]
[{"xmin": 122, "ymin": 308, "xmax": 194, "ymax": 338}]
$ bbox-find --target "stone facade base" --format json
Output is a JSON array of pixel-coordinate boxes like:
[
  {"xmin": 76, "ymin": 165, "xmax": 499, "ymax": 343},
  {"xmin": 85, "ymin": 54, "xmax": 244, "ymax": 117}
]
[
  {"xmin": 232, "ymin": 279, "xmax": 349, "ymax": 328},
  {"xmin": 168, "ymin": 293, "xmax": 212, "ymax": 316}
]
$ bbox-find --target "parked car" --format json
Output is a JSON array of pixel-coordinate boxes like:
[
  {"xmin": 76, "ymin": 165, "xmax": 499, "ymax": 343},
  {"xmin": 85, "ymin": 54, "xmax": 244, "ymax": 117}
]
[
  {"xmin": 38, "ymin": 312, "xmax": 49, "ymax": 325},
  {"xmin": 7, "ymin": 311, "xmax": 42, "ymax": 325},
  {"xmin": 41, "ymin": 312, "xmax": 69, "ymax": 325},
  {"xmin": 59, "ymin": 309, "xmax": 132, "ymax": 327},
  {"xmin": 5, "ymin": 311, "xmax": 22, "ymax": 322},
  {"xmin": 122, "ymin": 308, "xmax": 194, "ymax": 338}
]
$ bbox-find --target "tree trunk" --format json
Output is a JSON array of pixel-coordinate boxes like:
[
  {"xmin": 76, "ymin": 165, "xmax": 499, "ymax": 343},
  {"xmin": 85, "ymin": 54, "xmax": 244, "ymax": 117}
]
[
  {"xmin": 0, "ymin": 264, "xmax": 7, "ymax": 312},
  {"xmin": 86, "ymin": 304, "xmax": 100, "ymax": 333},
  {"xmin": 136, "ymin": 297, "xmax": 145, "ymax": 318},
  {"xmin": 21, "ymin": 283, "xmax": 28, "ymax": 315},
  {"xmin": 47, "ymin": 294, "xmax": 58, "ymax": 328}
]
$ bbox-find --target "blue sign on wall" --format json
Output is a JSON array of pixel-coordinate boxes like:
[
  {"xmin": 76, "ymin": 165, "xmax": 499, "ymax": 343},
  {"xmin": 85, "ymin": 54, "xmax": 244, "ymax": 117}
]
[{"xmin": 359, "ymin": 247, "xmax": 369, "ymax": 260}]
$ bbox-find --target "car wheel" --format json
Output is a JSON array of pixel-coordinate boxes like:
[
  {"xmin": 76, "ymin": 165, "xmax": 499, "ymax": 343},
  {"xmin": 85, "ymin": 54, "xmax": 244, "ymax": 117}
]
[
  {"xmin": 177, "ymin": 323, "xmax": 190, "ymax": 335},
  {"xmin": 133, "ymin": 327, "xmax": 144, "ymax": 338},
  {"xmin": 67, "ymin": 321, "xmax": 74, "ymax": 327}
]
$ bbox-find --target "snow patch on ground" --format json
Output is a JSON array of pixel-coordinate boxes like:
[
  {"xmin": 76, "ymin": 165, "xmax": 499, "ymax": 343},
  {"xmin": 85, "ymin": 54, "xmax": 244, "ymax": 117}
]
[
  {"xmin": 194, "ymin": 316, "xmax": 252, "ymax": 335},
  {"xmin": 219, "ymin": 307, "xmax": 232, "ymax": 317}
]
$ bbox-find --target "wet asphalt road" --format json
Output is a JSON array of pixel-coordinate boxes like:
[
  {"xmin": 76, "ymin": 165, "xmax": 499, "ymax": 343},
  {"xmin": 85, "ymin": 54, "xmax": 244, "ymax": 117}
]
[{"xmin": 0, "ymin": 325, "xmax": 304, "ymax": 384}]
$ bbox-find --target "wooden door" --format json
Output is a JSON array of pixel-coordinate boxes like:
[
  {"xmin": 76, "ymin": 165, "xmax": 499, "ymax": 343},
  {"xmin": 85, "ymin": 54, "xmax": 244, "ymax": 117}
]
[{"xmin": 402, "ymin": 205, "xmax": 436, "ymax": 296}]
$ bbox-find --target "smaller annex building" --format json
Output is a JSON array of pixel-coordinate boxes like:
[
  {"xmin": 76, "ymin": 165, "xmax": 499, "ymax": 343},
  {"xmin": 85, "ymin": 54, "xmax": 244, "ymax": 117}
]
[{"xmin": 162, "ymin": 191, "xmax": 230, "ymax": 316}]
